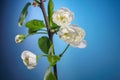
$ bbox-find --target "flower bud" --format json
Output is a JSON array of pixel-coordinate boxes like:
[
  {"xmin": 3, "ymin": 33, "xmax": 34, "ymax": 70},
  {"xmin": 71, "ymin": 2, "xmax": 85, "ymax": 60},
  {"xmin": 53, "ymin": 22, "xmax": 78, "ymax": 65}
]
[
  {"xmin": 52, "ymin": 7, "xmax": 74, "ymax": 26},
  {"xmin": 21, "ymin": 50, "xmax": 37, "ymax": 70},
  {"xmin": 32, "ymin": 1, "xmax": 40, "ymax": 7},
  {"xmin": 15, "ymin": 34, "xmax": 26, "ymax": 43}
]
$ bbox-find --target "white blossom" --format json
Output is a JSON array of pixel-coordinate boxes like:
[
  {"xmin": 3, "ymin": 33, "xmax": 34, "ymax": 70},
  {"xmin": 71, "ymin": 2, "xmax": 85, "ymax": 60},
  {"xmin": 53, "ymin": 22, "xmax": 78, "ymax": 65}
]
[
  {"xmin": 21, "ymin": 50, "xmax": 37, "ymax": 69},
  {"xmin": 15, "ymin": 34, "xmax": 26, "ymax": 43},
  {"xmin": 52, "ymin": 7, "xmax": 74, "ymax": 26},
  {"xmin": 59, "ymin": 25, "xmax": 87, "ymax": 48}
]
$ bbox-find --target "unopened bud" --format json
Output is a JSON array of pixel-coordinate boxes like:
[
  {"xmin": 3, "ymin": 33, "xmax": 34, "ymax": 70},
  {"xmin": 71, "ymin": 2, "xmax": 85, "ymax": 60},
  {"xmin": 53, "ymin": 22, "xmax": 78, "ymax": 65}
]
[{"xmin": 15, "ymin": 34, "xmax": 26, "ymax": 43}]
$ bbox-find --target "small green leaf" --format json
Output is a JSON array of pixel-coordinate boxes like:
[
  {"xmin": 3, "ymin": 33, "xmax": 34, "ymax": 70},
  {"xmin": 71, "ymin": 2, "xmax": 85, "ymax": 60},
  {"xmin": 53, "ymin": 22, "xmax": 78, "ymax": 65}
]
[
  {"xmin": 48, "ymin": 0, "xmax": 54, "ymax": 27},
  {"xmin": 18, "ymin": 2, "xmax": 31, "ymax": 27},
  {"xmin": 48, "ymin": 0, "xmax": 59, "ymax": 29},
  {"xmin": 34, "ymin": 0, "xmax": 40, "ymax": 2},
  {"xmin": 38, "ymin": 36, "xmax": 52, "ymax": 54},
  {"xmin": 52, "ymin": 23, "xmax": 59, "ymax": 29},
  {"xmin": 44, "ymin": 66, "xmax": 57, "ymax": 80},
  {"xmin": 48, "ymin": 55, "xmax": 60, "ymax": 66},
  {"xmin": 26, "ymin": 20, "xmax": 45, "ymax": 34},
  {"xmin": 28, "ymin": 28, "xmax": 36, "ymax": 34}
]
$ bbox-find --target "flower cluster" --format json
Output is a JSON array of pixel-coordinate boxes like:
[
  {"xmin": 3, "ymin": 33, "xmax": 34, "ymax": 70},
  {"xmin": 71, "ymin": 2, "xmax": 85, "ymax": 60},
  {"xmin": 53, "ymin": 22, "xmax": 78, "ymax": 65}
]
[{"xmin": 52, "ymin": 8, "xmax": 87, "ymax": 48}]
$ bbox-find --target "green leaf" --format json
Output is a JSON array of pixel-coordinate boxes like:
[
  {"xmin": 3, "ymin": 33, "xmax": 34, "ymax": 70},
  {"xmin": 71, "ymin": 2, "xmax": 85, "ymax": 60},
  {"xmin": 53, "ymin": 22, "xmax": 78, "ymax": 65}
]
[
  {"xmin": 18, "ymin": 2, "xmax": 31, "ymax": 27},
  {"xmin": 26, "ymin": 20, "xmax": 45, "ymax": 34},
  {"xmin": 44, "ymin": 66, "xmax": 57, "ymax": 80},
  {"xmin": 48, "ymin": 0, "xmax": 59, "ymax": 29},
  {"xmin": 48, "ymin": 0, "xmax": 54, "ymax": 27},
  {"xmin": 48, "ymin": 55, "xmax": 60, "ymax": 66},
  {"xmin": 34, "ymin": 0, "xmax": 40, "ymax": 2},
  {"xmin": 38, "ymin": 36, "xmax": 52, "ymax": 54},
  {"xmin": 51, "ymin": 23, "xmax": 59, "ymax": 29}
]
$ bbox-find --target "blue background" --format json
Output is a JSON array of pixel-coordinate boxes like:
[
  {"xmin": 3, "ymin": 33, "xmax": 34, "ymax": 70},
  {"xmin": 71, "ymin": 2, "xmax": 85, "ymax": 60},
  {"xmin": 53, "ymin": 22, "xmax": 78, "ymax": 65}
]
[{"xmin": 0, "ymin": 0, "xmax": 120, "ymax": 80}]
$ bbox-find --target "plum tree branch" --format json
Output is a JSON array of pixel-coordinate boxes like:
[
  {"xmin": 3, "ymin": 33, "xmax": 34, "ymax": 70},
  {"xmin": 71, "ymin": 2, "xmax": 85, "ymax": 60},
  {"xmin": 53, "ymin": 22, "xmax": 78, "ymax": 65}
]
[{"xmin": 39, "ymin": 0, "xmax": 58, "ymax": 80}]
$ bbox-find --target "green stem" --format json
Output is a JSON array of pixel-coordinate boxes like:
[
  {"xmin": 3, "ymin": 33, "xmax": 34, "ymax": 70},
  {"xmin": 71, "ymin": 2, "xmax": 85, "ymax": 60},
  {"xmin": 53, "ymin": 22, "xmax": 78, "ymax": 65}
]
[
  {"xmin": 59, "ymin": 44, "xmax": 70, "ymax": 57},
  {"xmin": 37, "ymin": 54, "xmax": 48, "ymax": 63},
  {"xmin": 26, "ymin": 31, "xmax": 47, "ymax": 37},
  {"xmin": 37, "ymin": 54, "xmax": 48, "ymax": 58},
  {"xmin": 36, "ymin": 32, "xmax": 47, "ymax": 34}
]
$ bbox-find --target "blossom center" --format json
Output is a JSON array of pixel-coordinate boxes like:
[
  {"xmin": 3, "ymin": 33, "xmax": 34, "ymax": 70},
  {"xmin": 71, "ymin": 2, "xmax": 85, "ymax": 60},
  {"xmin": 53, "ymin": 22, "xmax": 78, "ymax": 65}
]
[
  {"xmin": 25, "ymin": 57, "xmax": 29, "ymax": 65},
  {"xmin": 57, "ymin": 15, "xmax": 67, "ymax": 23}
]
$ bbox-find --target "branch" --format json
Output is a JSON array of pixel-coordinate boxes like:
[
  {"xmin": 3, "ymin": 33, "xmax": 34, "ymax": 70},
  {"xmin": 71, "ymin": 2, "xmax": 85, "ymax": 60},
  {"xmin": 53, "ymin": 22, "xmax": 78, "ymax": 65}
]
[
  {"xmin": 39, "ymin": 1, "xmax": 53, "ymax": 40},
  {"xmin": 38, "ymin": 1, "xmax": 58, "ymax": 79}
]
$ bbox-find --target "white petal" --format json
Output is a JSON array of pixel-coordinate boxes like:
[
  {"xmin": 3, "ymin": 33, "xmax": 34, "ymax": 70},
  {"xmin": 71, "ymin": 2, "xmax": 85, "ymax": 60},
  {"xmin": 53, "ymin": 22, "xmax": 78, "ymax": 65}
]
[
  {"xmin": 29, "ymin": 57, "xmax": 37, "ymax": 66},
  {"xmin": 27, "ymin": 57, "xmax": 37, "ymax": 70},
  {"xmin": 15, "ymin": 35, "xmax": 20, "ymax": 43},
  {"xmin": 27, "ymin": 66, "xmax": 35, "ymax": 70},
  {"xmin": 21, "ymin": 50, "xmax": 30, "ymax": 60},
  {"xmin": 21, "ymin": 50, "xmax": 36, "ymax": 59},
  {"xmin": 77, "ymin": 40, "xmax": 87, "ymax": 48}
]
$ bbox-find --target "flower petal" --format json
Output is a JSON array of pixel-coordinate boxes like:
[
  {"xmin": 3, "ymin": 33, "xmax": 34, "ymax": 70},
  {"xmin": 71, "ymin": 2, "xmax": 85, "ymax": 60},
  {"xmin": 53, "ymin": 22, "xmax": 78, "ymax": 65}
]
[{"xmin": 77, "ymin": 40, "xmax": 87, "ymax": 48}]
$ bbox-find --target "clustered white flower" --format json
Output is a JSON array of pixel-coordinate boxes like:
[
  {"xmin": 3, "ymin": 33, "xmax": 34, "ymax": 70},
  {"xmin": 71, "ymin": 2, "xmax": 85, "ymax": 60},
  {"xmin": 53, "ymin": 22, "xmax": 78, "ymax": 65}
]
[
  {"xmin": 21, "ymin": 50, "xmax": 37, "ymax": 69},
  {"xmin": 52, "ymin": 7, "xmax": 87, "ymax": 48}
]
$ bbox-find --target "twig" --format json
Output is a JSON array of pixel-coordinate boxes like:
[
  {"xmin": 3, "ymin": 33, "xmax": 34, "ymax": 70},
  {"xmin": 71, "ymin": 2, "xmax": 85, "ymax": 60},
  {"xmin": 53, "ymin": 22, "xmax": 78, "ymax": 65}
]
[
  {"xmin": 39, "ymin": 0, "xmax": 58, "ymax": 79},
  {"xmin": 59, "ymin": 44, "xmax": 70, "ymax": 57}
]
